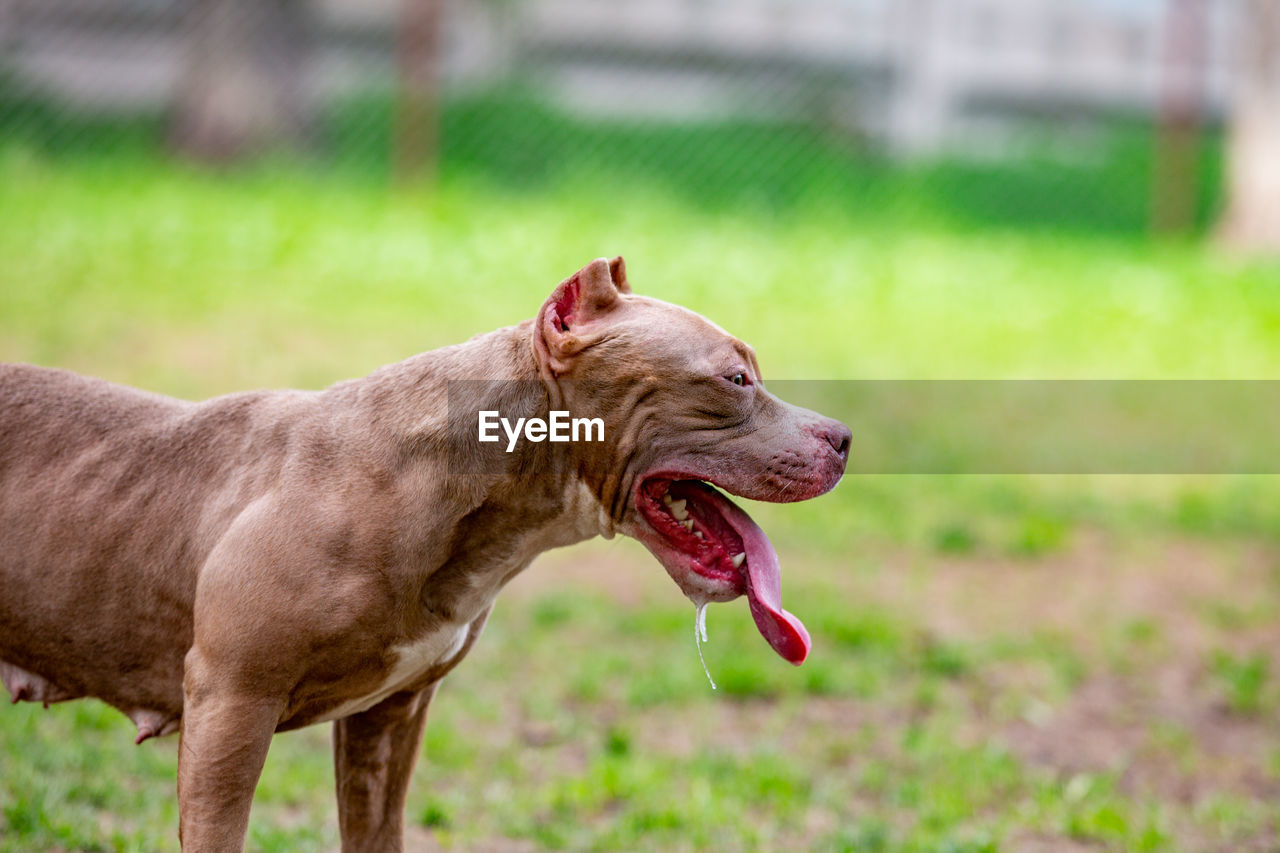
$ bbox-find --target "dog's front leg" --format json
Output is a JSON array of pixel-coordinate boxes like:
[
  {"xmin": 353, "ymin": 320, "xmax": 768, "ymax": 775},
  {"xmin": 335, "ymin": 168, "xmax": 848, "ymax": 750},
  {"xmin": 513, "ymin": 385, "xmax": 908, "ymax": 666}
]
[
  {"xmin": 332, "ymin": 685, "xmax": 437, "ymax": 853},
  {"xmin": 177, "ymin": 648, "xmax": 285, "ymax": 852}
]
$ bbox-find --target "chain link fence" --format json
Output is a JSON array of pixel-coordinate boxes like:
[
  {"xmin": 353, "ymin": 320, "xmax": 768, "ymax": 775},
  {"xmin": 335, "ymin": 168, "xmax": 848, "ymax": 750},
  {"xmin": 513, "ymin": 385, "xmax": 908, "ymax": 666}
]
[{"xmin": 0, "ymin": 0, "xmax": 1247, "ymax": 233}]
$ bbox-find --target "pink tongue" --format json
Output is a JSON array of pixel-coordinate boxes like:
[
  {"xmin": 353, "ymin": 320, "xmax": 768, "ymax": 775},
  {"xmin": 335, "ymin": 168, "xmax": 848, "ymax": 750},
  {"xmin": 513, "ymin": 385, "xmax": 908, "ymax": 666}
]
[{"xmin": 699, "ymin": 487, "xmax": 811, "ymax": 665}]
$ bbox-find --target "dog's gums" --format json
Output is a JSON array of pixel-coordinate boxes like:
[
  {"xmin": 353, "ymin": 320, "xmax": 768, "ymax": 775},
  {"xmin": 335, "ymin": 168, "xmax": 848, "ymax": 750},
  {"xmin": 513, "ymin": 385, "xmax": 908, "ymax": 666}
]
[
  {"xmin": 636, "ymin": 477, "xmax": 812, "ymax": 665},
  {"xmin": 639, "ymin": 479, "xmax": 747, "ymax": 588}
]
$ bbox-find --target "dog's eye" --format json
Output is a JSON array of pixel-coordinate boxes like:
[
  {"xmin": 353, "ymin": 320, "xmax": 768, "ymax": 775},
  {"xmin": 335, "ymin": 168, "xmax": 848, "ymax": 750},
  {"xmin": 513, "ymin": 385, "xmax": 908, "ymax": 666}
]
[{"xmin": 730, "ymin": 373, "xmax": 747, "ymax": 386}]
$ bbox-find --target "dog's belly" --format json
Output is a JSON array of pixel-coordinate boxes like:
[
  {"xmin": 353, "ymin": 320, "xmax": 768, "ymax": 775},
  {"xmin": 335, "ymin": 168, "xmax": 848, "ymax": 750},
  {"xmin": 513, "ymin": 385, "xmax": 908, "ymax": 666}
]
[{"xmin": 312, "ymin": 622, "xmax": 472, "ymax": 724}]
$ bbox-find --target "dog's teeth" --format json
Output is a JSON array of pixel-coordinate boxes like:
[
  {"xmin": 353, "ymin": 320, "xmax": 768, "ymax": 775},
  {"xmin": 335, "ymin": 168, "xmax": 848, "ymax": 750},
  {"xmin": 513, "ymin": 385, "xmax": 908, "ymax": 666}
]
[
  {"xmin": 694, "ymin": 530, "xmax": 704, "ymax": 540},
  {"xmin": 731, "ymin": 553, "xmax": 745, "ymax": 568},
  {"xmin": 662, "ymin": 493, "xmax": 673, "ymax": 506},
  {"xmin": 682, "ymin": 519, "xmax": 694, "ymax": 532},
  {"xmin": 670, "ymin": 499, "xmax": 688, "ymax": 520}
]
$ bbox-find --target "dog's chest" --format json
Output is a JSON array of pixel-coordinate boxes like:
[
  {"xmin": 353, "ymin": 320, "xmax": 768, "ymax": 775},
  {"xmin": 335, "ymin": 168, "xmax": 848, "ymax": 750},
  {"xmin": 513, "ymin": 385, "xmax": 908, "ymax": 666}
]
[{"xmin": 319, "ymin": 622, "xmax": 472, "ymax": 723}]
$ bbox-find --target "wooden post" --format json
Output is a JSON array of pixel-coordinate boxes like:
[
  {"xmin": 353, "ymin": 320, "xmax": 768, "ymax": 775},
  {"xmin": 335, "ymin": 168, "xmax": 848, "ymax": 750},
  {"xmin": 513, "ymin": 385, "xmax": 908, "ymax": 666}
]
[
  {"xmin": 170, "ymin": 0, "xmax": 314, "ymax": 162},
  {"xmin": 394, "ymin": 0, "xmax": 443, "ymax": 186},
  {"xmin": 1150, "ymin": 0, "xmax": 1207, "ymax": 235},
  {"xmin": 1219, "ymin": 0, "xmax": 1280, "ymax": 253}
]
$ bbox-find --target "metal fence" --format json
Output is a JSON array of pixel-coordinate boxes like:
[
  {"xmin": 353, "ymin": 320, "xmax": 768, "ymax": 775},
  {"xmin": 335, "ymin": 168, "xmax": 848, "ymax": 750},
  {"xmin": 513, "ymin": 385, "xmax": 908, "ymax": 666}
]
[{"xmin": 0, "ymin": 0, "xmax": 1247, "ymax": 232}]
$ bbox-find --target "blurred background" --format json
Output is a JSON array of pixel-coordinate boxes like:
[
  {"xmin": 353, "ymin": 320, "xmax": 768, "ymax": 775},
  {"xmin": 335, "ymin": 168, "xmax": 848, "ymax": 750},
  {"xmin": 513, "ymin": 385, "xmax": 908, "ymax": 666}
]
[
  {"xmin": 2, "ymin": 0, "xmax": 1278, "ymax": 239},
  {"xmin": 1, "ymin": 1, "xmax": 1279, "ymax": 851}
]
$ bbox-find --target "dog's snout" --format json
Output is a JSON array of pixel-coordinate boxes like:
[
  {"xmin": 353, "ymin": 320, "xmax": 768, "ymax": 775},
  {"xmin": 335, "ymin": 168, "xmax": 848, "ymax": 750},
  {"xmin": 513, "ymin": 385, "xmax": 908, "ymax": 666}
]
[{"xmin": 825, "ymin": 422, "xmax": 851, "ymax": 461}]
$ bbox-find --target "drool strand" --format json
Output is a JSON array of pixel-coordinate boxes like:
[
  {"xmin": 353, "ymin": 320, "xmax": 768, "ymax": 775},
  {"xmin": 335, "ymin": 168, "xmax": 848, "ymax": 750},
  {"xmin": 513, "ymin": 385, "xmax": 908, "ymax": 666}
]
[{"xmin": 694, "ymin": 601, "xmax": 716, "ymax": 690}]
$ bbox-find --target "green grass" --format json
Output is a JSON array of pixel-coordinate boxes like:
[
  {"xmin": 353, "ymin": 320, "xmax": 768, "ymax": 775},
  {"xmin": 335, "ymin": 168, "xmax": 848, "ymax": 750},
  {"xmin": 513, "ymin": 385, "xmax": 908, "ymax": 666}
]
[
  {"xmin": 0, "ymin": 84, "xmax": 1225, "ymax": 234},
  {"xmin": 1, "ymin": 144, "xmax": 1279, "ymax": 851}
]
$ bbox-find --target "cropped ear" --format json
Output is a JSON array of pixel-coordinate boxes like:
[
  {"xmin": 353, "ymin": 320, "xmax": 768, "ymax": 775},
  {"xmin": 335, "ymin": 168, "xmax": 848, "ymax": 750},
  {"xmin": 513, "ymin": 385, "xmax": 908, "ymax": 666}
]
[
  {"xmin": 534, "ymin": 257, "xmax": 628, "ymax": 375},
  {"xmin": 608, "ymin": 256, "xmax": 632, "ymax": 294}
]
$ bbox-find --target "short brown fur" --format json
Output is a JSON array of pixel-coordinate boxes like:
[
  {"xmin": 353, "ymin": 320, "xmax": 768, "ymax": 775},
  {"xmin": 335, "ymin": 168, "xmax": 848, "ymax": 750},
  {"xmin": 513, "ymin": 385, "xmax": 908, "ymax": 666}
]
[{"xmin": 0, "ymin": 258, "xmax": 848, "ymax": 851}]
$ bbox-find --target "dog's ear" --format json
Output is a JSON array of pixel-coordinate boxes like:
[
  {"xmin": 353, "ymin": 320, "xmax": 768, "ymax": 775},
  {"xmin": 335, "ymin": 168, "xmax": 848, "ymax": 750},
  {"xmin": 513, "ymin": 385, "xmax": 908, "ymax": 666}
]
[
  {"xmin": 609, "ymin": 256, "xmax": 632, "ymax": 294},
  {"xmin": 535, "ymin": 257, "xmax": 627, "ymax": 375}
]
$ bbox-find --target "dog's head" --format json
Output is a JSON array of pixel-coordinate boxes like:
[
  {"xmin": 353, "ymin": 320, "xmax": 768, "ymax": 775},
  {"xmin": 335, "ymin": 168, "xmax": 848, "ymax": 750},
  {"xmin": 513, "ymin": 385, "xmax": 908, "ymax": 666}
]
[{"xmin": 532, "ymin": 257, "xmax": 850, "ymax": 664}]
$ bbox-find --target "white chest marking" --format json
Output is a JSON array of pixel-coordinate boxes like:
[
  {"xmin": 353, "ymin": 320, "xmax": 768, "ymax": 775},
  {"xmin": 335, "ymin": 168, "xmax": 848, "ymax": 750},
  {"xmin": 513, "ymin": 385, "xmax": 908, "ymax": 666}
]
[{"xmin": 319, "ymin": 623, "xmax": 470, "ymax": 723}]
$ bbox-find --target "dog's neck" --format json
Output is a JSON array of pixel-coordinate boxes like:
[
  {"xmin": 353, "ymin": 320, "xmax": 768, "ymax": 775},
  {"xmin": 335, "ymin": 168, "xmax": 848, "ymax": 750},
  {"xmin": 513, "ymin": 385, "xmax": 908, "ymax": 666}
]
[{"xmin": 324, "ymin": 322, "xmax": 612, "ymax": 623}]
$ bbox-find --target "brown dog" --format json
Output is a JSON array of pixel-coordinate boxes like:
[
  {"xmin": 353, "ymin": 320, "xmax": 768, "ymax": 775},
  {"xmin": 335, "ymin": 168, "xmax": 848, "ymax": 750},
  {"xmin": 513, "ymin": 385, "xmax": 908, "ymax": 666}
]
[{"xmin": 0, "ymin": 258, "xmax": 849, "ymax": 851}]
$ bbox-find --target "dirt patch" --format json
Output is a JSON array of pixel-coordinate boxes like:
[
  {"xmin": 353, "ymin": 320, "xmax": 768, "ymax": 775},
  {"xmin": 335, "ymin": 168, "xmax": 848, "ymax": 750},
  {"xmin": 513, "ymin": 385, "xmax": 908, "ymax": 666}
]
[
  {"xmin": 508, "ymin": 532, "xmax": 1280, "ymax": 847},
  {"xmin": 925, "ymin": 536, "xmax": 1280, "ymax": 803}
]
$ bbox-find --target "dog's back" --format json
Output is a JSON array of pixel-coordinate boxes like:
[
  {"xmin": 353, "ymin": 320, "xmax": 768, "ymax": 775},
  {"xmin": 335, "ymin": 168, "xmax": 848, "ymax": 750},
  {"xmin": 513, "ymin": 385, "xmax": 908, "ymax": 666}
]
[{"xmin": 0, "ymin": 364, "xmax": 309, "ymax": 725}]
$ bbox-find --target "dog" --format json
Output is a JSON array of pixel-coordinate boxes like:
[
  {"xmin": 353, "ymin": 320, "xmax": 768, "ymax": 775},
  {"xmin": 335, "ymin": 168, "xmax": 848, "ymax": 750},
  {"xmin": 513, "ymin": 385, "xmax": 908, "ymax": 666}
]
[{"xmin": 0, "ymin": 257, "xmax": 850, "ymax": 851}]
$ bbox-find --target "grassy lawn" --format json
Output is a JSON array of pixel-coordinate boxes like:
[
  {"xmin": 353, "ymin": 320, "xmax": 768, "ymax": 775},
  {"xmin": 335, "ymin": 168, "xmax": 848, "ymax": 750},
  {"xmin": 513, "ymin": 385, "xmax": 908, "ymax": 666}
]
[{"xmin": 1, "ymin": 147, "xmax": 1278, "ymax": 851}]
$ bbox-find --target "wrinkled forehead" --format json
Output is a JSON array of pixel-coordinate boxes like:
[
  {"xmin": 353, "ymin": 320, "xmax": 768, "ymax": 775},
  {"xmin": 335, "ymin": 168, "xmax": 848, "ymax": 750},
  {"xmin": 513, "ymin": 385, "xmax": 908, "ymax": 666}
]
[{"xmin": 623, "ymin": 295, "xmax": 758, "ymax": 372}]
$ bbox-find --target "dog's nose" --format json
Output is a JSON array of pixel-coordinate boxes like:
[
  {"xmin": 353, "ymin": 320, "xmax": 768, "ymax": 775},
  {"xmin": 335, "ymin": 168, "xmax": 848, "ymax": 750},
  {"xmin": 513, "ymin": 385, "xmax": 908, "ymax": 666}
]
[{"xmin": 824, "ymin": 421, "xmax": 851, "ymax": 462}]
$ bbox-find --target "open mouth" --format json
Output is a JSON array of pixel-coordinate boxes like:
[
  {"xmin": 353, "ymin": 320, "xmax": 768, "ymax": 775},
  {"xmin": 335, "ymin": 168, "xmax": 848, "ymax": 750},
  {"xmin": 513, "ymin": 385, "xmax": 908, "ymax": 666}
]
[{"xmin": 636, "ymin": 477, "xmax": 811, "ymax": 665}]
